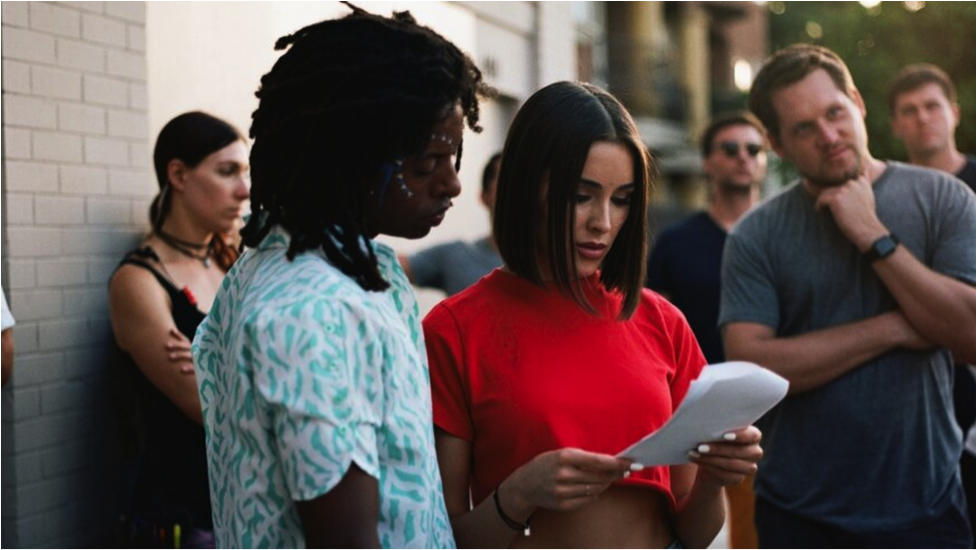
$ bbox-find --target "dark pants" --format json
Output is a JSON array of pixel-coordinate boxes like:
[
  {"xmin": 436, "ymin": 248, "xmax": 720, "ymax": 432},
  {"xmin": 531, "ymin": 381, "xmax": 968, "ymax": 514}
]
[
  {"xmin": 755, "ymin": 495, "xmax": 973, "ymax": 549},
  {"xmin": 962, "ymin": 451, "xmax": 976, "ymax": 539}
]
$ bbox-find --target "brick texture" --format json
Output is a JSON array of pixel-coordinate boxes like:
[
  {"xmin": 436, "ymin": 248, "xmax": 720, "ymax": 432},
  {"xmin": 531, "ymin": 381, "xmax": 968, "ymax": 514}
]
[{"xmin": 2, "ymin": 2, "xmax": 150, "ymax": 546}]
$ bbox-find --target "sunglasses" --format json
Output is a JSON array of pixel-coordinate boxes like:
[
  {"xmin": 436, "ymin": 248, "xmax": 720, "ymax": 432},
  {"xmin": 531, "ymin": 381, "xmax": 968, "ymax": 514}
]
[{"xmin": 718, "ymin": 141, "xmax": 764, "ymax": 158}]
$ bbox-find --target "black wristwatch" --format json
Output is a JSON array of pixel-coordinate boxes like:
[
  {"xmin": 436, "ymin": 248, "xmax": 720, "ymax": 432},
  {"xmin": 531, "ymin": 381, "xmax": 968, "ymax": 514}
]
[{"xmin": 864, "ymin": 233, "xmax": 900, "ymax": 262}]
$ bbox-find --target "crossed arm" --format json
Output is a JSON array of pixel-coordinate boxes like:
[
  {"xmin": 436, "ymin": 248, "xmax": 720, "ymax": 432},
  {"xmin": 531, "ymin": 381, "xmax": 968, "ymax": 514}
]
[
  {"xmin": 870, "ymin": 246, "xmax": 975, "ymax": 364},
  {"xmin": 816, "ymin": 172, "xmax": 974, "ymax": 363},
  {"xmin": 726, "ymin": 174, "xmax": 975, "ymax": 393},
  {"xmin": 724, "ymin": 311, "xmax": 931, "ymax": 394},
  {"xmin": 109, "ymin": 265, "xmax": 203, "ymax": 424}
]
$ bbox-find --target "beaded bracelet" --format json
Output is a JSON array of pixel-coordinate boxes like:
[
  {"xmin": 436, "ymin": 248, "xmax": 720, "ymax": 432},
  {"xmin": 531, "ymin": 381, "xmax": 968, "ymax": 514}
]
[{"xmin": 493, "ymin": 482, "xmax": 531, "ymax": 536}]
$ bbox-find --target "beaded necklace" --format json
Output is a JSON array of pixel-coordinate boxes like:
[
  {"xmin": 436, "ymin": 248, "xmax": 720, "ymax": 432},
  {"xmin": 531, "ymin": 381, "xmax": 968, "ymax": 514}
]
[{"xmin": 155, "ymin": 229, "xmax": 214, "ymax": 268}]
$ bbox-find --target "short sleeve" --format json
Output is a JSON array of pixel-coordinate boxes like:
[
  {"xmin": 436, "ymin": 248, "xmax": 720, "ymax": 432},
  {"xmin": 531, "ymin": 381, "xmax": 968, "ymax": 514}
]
[
  {"xmin": 930, "ymin": 178, "xmax": 976, "ymax": 286},
  {"xmin": 247, "ymin": 297, "xmax": 382, "ymax": 502},
  {"xmin": 660, "ymin": 298, "xmax": 707, "ymax": 411},
  {"xmin": 1, "ymin": 292, "xmax": 14, "ymax": 331},
  {"xmin": 718, "ymin": 229, "xmax": 780, "ymax": 331},
  {"xmin": 423, "ymin": 303, "xmax": 473, "ymax": 441}
]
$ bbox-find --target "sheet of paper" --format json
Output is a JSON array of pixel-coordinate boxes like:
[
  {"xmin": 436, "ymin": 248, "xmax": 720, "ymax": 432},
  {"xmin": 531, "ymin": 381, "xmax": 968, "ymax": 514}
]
[{"xmin": 617, "ymin": 361, "xmax": 788, "ymax": 466}]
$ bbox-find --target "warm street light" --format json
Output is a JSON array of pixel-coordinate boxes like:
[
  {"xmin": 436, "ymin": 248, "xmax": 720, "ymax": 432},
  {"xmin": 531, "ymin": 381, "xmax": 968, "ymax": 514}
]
[
  {"xmin": 904, "ymin": 1, "xmax": 926, "ymax": 13},
  {"xmin": 734, "ymin": 59, "xmax": 753, "ymax": 92}
]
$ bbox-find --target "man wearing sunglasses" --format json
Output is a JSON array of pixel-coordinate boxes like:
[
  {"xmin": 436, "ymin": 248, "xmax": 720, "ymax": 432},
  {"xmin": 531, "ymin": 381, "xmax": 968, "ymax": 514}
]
[
  {"xmin": 648, "ymin": 111, "xmax": 768, "ymax": 366},
  {"xmin": 646, "ymin": 110, "xmax": 767, "ymax": 549}
]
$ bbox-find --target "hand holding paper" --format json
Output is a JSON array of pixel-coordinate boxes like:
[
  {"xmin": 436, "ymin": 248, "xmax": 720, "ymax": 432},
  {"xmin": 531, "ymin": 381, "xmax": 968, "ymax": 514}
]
[{"xmin": 617, "ymin": 361, "xmax": 788, "ymax": 466}]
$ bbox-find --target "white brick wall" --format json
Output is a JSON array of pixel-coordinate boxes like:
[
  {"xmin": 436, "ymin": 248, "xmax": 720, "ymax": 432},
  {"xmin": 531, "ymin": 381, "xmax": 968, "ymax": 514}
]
[{"xmin": 2, "ymin": 2, "xmax": 151, "ymax": 547}]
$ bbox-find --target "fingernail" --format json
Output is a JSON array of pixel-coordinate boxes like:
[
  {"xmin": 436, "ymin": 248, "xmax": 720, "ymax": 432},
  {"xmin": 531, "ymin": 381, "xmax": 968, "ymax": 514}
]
[
  {"xmin": 623, "ymin": 471, "xmax": 631, "ymax": 479},
  {"xmin": 629, "ymin": 463, "xmax": 645, "ymax": 471},
  {"xmin": 698, "ymin": 444, "xmax": 711, "ymax": 454},
  {"xmin": 723, "ymin": 433, "xmax": 737, "ymax": 441},
  {"xmin": 688, "ymin": 450, "xmax": 701, "ymax": 459}
]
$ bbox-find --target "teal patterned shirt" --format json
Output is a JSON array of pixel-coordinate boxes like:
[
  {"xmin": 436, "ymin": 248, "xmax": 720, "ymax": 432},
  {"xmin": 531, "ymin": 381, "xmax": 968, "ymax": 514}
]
[{"xmin": 193, "ymin": 227, "xmax": 455, "ymax": 548}]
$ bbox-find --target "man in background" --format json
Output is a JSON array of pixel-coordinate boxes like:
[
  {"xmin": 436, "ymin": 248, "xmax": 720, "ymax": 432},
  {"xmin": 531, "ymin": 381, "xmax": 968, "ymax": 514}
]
[
  {"xmin": 889, "ymin": 62, "xmax": 975, "ymax": 535},
  {"xmin": 400, "ymin": 153, "xmax": 503, "ymax": 296},
  {"xmin": 647, "ymin": 111, "xmax": 767, "ymax": 549},
  {"xmin": 889, "ymin": 63, "xmax": 975, "ymax": 190},
  {"xmin": 1, "ymin": 291, "xmax": 14, "ymax": 386}
]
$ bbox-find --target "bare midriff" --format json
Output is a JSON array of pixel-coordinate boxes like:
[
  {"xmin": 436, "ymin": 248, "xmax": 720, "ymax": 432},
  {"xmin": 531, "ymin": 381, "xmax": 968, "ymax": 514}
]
[{"xmin": 509, "ymin": 485, "xmax": 675, "ymax": 549}]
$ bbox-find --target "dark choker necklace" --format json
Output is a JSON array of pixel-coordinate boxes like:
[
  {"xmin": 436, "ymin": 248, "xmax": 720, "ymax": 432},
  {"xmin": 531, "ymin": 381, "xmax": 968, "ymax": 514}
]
[{"xmin": 155, "ymin": 229, "xmax": 214, "ymax": 267}]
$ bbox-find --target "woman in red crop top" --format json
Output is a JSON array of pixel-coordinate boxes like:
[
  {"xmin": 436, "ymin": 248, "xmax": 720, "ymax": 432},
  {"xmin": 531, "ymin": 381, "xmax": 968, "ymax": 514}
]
[{"xmin": 424, "ymin": 82, "xmax": 763, "ymax": 548}]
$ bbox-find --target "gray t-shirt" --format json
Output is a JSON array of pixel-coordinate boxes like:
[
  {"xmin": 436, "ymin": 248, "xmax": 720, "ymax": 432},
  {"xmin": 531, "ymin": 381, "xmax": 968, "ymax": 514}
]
[
  {"xmin": 407, "ymin": 237, "xmax": 501, "ymax": 296},
  {"xmin": 719, "ymin": 162, "xmax": 975, "ymax": 530}
]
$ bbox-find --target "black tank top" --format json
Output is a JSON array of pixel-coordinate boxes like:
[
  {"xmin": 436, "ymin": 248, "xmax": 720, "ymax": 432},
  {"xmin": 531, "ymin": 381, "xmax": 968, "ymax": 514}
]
[{"xmin": 112, "ymin": 246, "xmax": 212, "ymax": 529}]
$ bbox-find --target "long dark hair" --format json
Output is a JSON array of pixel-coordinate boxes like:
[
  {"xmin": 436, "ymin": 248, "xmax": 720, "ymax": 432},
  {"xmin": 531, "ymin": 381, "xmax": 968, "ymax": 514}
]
[
  {"xmin": 151, "ymin": 111, "xmax": 244, "ymax": 271},
  {"xmin": 494, "ymin": 81, "xmax": 652, "ymax": 319},
  {"xmin": 243, "ymin": 3, "xmax": 491, "ymax": 291}
]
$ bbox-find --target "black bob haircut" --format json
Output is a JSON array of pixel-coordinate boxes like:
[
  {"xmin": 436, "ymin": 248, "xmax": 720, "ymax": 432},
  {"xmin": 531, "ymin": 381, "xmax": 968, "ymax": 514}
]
[{"xmin": 494, "ymin": 81, "xmax": 653, "ymax": 319}]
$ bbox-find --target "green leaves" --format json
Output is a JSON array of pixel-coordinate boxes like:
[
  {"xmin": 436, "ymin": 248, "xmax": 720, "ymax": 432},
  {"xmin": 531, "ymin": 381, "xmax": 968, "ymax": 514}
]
[{"xmin": 769, "ymin": 2, "xmax": 976, "ymax": 159}]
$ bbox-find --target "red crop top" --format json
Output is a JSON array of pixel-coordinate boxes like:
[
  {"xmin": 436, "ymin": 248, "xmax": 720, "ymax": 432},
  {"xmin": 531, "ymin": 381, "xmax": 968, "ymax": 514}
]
[{"xmin": 424, "ymin": 269, "xmax": 706, "ymax": 508}]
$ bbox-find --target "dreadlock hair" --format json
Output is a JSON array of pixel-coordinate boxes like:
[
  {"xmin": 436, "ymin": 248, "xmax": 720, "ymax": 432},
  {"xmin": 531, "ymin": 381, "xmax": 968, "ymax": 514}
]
[
  {"xmin": 151, "ymin": 111, "xmax": 244, "ymax": 272},
  {"xmin": 243, "ymin": 2, "xmax": 491, "ymax": 291}
]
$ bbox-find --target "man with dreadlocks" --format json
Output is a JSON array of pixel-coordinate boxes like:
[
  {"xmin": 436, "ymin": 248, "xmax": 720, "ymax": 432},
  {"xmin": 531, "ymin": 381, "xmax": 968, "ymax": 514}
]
[{"xmin": 192, "ymin": 4, "xmax": 490, "ymax": 547}]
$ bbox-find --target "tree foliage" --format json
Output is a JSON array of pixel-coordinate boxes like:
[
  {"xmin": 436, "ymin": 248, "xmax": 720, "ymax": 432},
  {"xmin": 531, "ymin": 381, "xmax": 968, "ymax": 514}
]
[{"xmin": 767, "ymin": 1, "xmax": 975, "ymax": 160}]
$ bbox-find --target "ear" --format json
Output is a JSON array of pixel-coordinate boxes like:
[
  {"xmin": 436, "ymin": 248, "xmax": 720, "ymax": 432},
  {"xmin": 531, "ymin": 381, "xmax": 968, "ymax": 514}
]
[
  {"xmin": 850, "ymin": 87, "xmax": 867, "ymax": 118},
  {"xmin": 167, "ymin": 159, "xmax": 189, "ymax": 191},
  {"xmin": 702, "ymin": 152, "xmax": 716, "ymax": 180},
  {"xmin": 952, "ymin": 102, "xmax": 961, "ymax": 129}
]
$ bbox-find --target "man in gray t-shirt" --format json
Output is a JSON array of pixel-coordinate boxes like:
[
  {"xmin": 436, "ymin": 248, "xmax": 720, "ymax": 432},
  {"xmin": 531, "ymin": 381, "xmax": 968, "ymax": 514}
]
[{"xmin": 720, "ymin": 44, "xmax": 975, "ymax": 548}]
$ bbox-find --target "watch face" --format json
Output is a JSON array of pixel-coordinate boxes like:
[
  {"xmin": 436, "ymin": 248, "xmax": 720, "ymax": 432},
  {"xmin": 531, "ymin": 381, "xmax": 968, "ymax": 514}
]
[
  {"xmin": 876, "ymin": 237, "xmax": 897, "ymax": 257},
  {"xmin": 869, "ymin": 235, "xmax": 899, "ymax": 261}
]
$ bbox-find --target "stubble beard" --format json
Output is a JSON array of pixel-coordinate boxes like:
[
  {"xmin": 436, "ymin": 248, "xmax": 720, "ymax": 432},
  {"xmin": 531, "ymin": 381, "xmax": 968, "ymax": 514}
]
[
  {"xmin": 717, "ymin": 177, "xmax": 757, "ymax": 197},
  {"xmin": 805, "ymin": 152, "xmax": 861, "ymax": 189}
]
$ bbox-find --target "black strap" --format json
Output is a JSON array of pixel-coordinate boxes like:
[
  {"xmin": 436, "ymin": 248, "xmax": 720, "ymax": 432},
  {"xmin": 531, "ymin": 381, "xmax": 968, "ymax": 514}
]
[
  {"xmin": 118, "ymin": 247, "xmax": 182, "ymax": 296},
  {"xmin": 113, "ymin": 246, "xmax": 205, "ymax": 338},
  {"xmin": 493, "ymin": 482, "xmax": 531, "ymax": 536}
]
